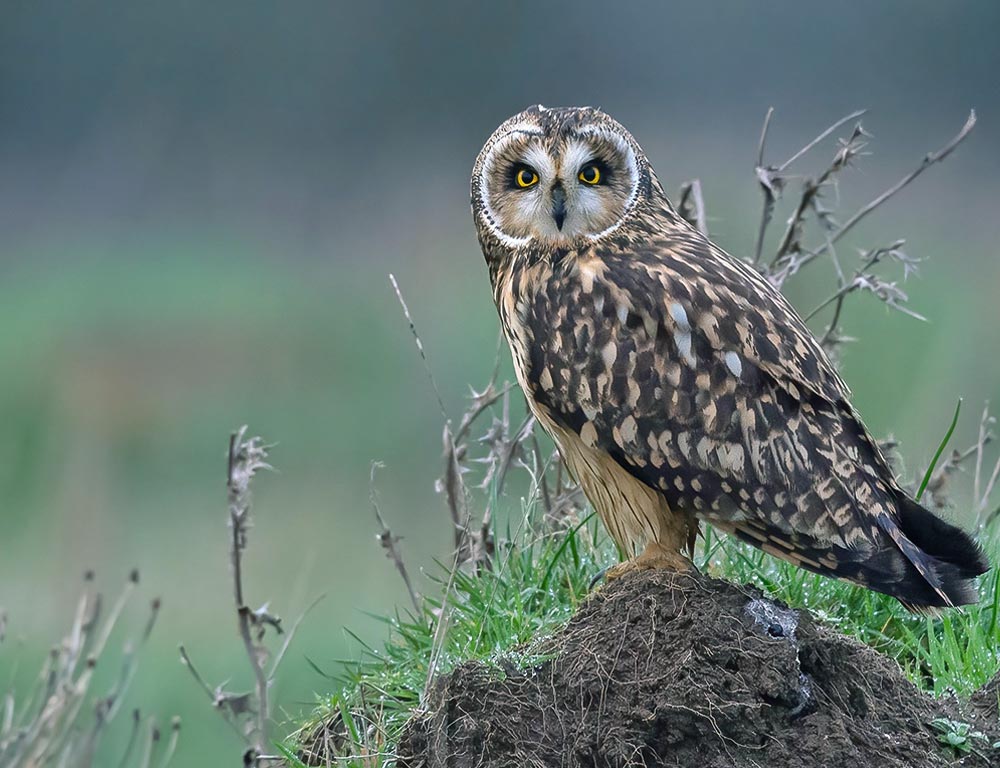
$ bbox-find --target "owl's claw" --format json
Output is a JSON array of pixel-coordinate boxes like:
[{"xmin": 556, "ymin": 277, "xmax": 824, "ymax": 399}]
[{"xmin": 604, "ymin": 543, "xmax": 695, "ymax": 583}]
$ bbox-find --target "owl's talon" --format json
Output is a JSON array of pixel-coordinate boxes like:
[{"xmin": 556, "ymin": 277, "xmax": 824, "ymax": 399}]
[{"xmin": 604, "ymin": 544, "xmax": 695, "ymax": 582}]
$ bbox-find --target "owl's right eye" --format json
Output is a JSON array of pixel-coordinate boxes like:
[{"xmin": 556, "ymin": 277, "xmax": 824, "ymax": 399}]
[{"xmin": 513, "ymin": 166, "xmax": 539, "ymax": 188}]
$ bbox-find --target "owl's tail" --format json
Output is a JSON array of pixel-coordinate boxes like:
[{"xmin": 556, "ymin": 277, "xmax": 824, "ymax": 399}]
[
  {"xmin": 715, "ymin": 497, "xmax": 987, "ymax": 610},
  {"xmin": 887, "ymin": 496, "xmax": 989, "ymax": 609}
]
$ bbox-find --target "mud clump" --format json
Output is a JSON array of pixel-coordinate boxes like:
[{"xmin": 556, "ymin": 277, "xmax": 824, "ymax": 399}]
[{"xmin": 397, "ymin": 571, "xmax": 999, "ymax": 768}]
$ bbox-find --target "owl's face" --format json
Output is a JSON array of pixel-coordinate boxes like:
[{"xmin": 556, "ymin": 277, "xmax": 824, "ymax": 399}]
[{"xmin": 472, "ymin": 106, "xmax": 651, "ymax": 249}]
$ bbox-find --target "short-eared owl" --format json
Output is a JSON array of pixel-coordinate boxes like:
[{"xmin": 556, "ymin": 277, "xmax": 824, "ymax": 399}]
[{"xmin": 471, "ymin": 105, "xmax": 987, "ymax": 609}]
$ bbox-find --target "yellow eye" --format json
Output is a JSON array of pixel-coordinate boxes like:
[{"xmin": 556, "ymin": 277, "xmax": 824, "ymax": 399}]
[
  {"xmin": 515, "ymin": 167, "xmax": 539, "ymax": 188},
  {"xmin": 578, "ymin": 164, "xmax": 601, "ymax": 185}
]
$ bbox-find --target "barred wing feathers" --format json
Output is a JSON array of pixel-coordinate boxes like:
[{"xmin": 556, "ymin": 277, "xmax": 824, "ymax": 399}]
[{"xmin": 520, "ymin": 232, "xmax": 987, "ymax": 608}]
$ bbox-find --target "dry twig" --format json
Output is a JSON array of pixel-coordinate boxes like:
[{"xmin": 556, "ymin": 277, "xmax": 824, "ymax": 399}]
[
  {"xmin": 676, "ymin": 179, "xmax": 708, "ymax": 236},
  {"xmin": 179, "ymin": 427, "xmax": 319, "ymax": 766},
  {"xmin": 746, "ymin": 108, "xmax": 975, "ymax": 360},
  {"xmin": 370, "ymin": 462, "xmax": 421, "ymax": 613},
  {"xmin": 751, "ymin": 108, "xmax": 867, "ymax": 267},
  {"xmin": 0, "ymin": 573, "xmax": 171, "ymax": 768}
]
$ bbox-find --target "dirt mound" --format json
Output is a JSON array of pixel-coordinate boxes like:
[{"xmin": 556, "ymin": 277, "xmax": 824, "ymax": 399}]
[
  {"xmin": 972, "ymin": 672, "xmax": 1000, "ymax": 723},
  {"xmin": 397, "ymin": 571, "xmax": 999, "ymax": 767}
]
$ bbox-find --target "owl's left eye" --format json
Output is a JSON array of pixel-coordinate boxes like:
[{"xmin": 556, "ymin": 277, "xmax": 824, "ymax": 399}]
[{"xmin": 578, "ymin": 163, "xmax": 603, "ymax": 185}]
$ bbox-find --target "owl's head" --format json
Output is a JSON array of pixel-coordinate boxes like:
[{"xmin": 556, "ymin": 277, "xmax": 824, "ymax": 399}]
[{"xmin": 471, "ymin": 105, "xmax": 657, "ymax": 251}]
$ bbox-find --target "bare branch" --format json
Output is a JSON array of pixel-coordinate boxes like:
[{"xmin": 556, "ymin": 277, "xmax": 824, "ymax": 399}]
[
  {"xmin": 777, "ymin": 109, "xmax": 868, "ymax": 173},
  {"xmin": 769, "ymin": 121, "xmax": 870, "ymax": 275},
  {"xmin": 441, "ymin": 425, "xmax": 473, "ymax": 562},
  {"xmin": 180, "ymin": 428, "xmax": 315, "ymax": 766},
  {"xmin": 751, "ymin": 108, "xmax": 867, "ymax": 267},
  {"xmin": 0, "ymin": 567, "xmax": 172, "ymax": 768},
  {"xmin": 751, "ymin": 107, "xmax": 777, "ymax": 266},
  {"xmin": 804, "ymin": 241, "xmax": 917, "ymax": 337},
  {"xmin": 972, "ymin": 404, "xmax": 1000, "ymax": 528},
  {"xmin": 756, "ymin": 106, "xmax": 774, "ymax": 169},
  {"xmin": 177, "ymin": 646, "xmax": 247, "ymax": 743},
  {"xmin": 532, "ymin": 433, "xmax": 553, "ymax": 516},
  {"xmin": 454, "ymin": 381, "xmax": 513, "ymax": 445},
  {"xmin": 794, "ymin": 111, "xmax": 976, "ymax": 275},
  {"xmin": 676, "ymin": 179, "xmax": 708, "ymax": 236},
  {"xmin": 227, "ymin": 428, "xmax": 273, "ymax": 761},
  {"xmin": 974, "ymin": 403, "xmax": 992, "ymax": 507},
  {"xmin": 478, "ymin": 410, "xmax": 535, "ymax": 569},
  {"xmin": 390, "ymin": 273, "xmax": 449, "ymax": 423},
  {"xmin": 177, "ymin": 646, "xmax": 217, "ymax": 703},
  {"xmin": 369, "ymin": 462, "xmax": 421, "ymax": 613}
]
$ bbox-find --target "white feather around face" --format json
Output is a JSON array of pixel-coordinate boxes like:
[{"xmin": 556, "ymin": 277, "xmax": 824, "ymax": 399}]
[
  {"xmin": 477, "ymin": 126, "xmax": 544, "ymax": 247},
  {"xmin": 575, "ymin": 127, "xmax": 640, "ymax": 241},
  {"xmin": 475, "ymin": 116, "xmax": 642, "ymax": 248}
]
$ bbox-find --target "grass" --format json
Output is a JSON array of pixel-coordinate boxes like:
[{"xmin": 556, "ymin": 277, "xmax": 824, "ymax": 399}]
[{"xmin": 281, "ymin": 491, "xmax": 1000, "ymax": 766}]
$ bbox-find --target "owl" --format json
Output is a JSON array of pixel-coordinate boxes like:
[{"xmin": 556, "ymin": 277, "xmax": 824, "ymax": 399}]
[{"xmin": 470, "ymin": 104, "xmax": 988, "ymax": 609}]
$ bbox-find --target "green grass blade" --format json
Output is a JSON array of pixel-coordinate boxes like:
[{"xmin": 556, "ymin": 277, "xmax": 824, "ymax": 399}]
[
  {"xmin": 539, "ymin": 512, "xmax": 596, "ymax": 592},
  {"xmin": 916, "ymin": 398, "xmax": 962, "ymax": 502}
]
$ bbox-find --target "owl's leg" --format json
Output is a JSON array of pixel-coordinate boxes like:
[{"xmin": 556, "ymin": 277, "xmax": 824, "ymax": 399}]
[
  {"xmin": 605, "ymin": 539, "xmax": 694, "ymax": 580},
  {"xmin": 605, "ymin": 506, "xmax": 698, "ymax": 580}
]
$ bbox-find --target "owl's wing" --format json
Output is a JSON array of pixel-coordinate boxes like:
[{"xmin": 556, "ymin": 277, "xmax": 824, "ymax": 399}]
[{"xmin": 521, "ymin": 233, "xmax": 984, "ymax": 606}]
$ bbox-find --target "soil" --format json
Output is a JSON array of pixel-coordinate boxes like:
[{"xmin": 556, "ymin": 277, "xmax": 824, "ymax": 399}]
[{"xmin": 395, "ymin": 571, "xmax": 1000, "ymax": 768}]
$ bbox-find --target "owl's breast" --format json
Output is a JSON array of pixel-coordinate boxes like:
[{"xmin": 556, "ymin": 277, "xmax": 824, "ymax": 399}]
[{"xmin": 493, "ymin": 265, "xmax": 538, "ymax": 404}]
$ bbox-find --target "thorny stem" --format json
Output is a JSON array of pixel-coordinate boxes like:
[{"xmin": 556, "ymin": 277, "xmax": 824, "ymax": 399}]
[
  {"xmin": 677, "ymin": 179, "xmax": 708, "ymax": 236},
  {"xmin": 777, "ymin": 109, "xmax": 867, "ymax": 174},
  {"xmin": 756, "ymin": 107, "xmax": 774, "ymax": 169},
  {"xmin": 390, "ymin": 273, "xmax": 449, "ymax": 423},
  {"xmin": 751, "ymin": 108, "xmax": 867, "ymax": 267},
  {"xmin": 817, "ymin": 295, "xmax": 847, "ymax": 349},
  {"xmin": 447, "ymin": 380, "xmax": 514, "ymax": 562},
  {"xmin": 442, "ymin": 424, "xmax": 473, "ymax": 560},
  {"xmin": 480, "ymin": 411, "xmax": 535, "ymax": 548},
  {"xmin": 227, "ymin": 428, "xmax": 272, "ymax": 762},
  {"xmin": 793, "ymin": 111, "xmax": 976, "ymax": 275},
  {"xmin": 974, "ymin": 404, "xmax": 992, "ymax": 509},
  {"xmin": 370, "ymin": 462, "xmax": 422, "ymax": 613},
  {"xmin": 769, "ymin": 121, "xmax": 869, "ymax": 272},
  {"xmin": 751, "ymin": 107, "xmax": 775, "ymax": 267},
  {"xmin": 803, "ymin": 241, "xmax": 904, "ymax": 323},
  {"xmin": 972, "ymin": 404, "xmax": 1000, "ymax": 527},
  {"xmin": 181, "ymin": 428, "xmax": 319, "ymax": 766},
  {"xmin": 177, "ymin": 645, "xmax": 248, "ymax": 742},
  {"xmin": 532, "ymin": 433, "xmax": 553, "ymax": 515}
]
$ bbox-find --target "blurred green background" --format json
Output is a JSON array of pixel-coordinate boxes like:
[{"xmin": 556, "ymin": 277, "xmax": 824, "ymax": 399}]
[{"xmin": 1, "ymin": 0, "xmax": 998, "ymax": 763}]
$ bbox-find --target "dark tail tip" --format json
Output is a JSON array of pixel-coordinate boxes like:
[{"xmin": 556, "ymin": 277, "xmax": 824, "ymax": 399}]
[{"xmin": 897, "ymin": 495, "xmax": 989, "ymax": 606}]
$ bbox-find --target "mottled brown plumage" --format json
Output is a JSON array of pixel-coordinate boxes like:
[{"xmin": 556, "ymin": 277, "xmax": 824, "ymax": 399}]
[{"xmin": 471, "ymin": 105, "xmax": 988, "ymax": 608}]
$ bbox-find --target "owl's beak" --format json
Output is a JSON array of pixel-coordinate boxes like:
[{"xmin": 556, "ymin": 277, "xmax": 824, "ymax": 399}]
[{"xmin": 551, "ymin": 184, "xmax": 567, "ymax": 231}]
